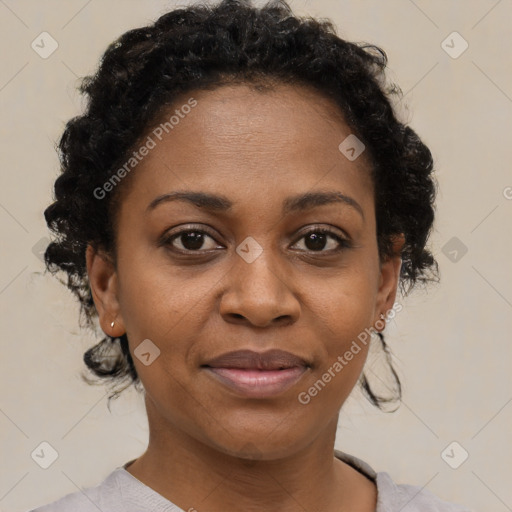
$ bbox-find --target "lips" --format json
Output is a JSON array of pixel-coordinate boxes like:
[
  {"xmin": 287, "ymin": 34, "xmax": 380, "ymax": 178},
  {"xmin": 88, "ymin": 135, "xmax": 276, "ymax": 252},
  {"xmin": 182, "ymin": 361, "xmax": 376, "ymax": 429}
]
[
  {"xmin": 204, "ymin": 349, "xmax": 309, "ymax": 371},
  {"xmin": 202, "ymin": 349, "xmax": 310, "ymax": 398}
]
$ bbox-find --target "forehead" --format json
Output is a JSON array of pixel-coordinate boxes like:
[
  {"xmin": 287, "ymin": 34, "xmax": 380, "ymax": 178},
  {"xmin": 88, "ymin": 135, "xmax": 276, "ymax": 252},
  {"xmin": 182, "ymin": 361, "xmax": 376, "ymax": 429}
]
[
  {"xmin": 116, "ymin": 82, "xmax": 374, "ymax": 215},
  {"xmin": 170, "ymin": 82, "xmax": 357, "ymax": 155}
]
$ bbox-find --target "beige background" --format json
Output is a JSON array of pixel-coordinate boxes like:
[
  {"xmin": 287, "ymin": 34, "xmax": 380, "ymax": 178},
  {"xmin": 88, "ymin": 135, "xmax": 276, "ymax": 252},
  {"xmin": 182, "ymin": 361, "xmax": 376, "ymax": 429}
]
[{"xmin": 1, "ymin": 0, "xmax": 511, "ymax": 510}]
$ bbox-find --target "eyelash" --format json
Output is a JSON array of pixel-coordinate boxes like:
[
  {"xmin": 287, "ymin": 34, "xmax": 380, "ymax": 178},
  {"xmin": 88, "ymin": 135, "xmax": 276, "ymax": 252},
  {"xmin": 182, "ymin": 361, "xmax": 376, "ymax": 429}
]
[{"xmin": 161, "ymin": 225, "xmax": 352, "ymax": 255}]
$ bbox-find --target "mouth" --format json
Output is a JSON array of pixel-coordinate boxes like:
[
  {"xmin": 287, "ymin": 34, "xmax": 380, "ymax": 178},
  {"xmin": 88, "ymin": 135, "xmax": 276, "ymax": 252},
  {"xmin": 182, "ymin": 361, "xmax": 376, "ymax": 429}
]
[{"xmin": 201, "ymin": 349, "xmax": 310, "ymax": 399}]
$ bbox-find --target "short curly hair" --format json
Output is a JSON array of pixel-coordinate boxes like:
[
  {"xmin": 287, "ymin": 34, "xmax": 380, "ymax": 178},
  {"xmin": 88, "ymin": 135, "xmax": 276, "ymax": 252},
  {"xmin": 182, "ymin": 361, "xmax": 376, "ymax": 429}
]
[{"xmin": 44, "ymin": 0, "xmax": 438, "ymax": 408}]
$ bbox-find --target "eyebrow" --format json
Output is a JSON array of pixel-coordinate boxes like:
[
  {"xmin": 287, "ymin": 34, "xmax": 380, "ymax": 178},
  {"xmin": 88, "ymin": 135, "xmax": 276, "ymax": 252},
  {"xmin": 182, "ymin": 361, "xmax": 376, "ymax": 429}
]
[{"xmin": 146, "ymin": 190, "xmax": 364, "ymax": 219}]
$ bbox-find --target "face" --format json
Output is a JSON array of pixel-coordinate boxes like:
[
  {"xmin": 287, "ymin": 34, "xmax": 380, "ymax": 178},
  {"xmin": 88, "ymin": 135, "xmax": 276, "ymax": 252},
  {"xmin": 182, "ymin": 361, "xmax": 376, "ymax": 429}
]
[{"xmin": 87, "ymin": 82, "xmax": 402, "ymax": 460}]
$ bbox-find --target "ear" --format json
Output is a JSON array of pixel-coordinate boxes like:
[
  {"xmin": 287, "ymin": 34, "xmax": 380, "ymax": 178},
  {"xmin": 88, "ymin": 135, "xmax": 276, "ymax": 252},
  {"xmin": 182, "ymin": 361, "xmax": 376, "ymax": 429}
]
[
  {"xmin": 85, "ymin": 244, "xmax": 125, "ymax": 337},
  {"xmin": 373, "ymin": 234, "xmax": 405, "ymax": 328}
]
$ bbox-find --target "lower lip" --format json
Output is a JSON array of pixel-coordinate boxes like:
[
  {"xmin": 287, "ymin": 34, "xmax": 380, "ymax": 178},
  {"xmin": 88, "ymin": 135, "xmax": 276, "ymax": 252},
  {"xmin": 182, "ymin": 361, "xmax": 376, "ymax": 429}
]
[{"xmin": 205, "ymin": 367, "xmax": 307, "ymax": 398}]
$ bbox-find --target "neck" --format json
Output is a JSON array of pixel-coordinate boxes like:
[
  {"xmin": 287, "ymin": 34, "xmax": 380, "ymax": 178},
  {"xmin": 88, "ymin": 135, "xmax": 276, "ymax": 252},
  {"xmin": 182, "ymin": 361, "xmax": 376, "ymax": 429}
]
[{"xmin": 125, "ymin": 397, "xmax": 377, "ymax": 512}]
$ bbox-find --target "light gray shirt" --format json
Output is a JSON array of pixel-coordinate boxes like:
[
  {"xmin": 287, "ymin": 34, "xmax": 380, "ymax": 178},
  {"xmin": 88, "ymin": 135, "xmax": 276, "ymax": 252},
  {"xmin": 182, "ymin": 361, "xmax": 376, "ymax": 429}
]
[{"xmin": 29, "ymin": 450, "xmax": 473, "ymax": 511}]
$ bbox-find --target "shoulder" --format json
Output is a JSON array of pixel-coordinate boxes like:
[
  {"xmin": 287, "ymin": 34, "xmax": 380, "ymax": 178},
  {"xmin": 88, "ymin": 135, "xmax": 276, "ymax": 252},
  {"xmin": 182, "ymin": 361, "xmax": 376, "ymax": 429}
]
[
  {"xmin": 375, "ymin": 471, "xmax": 474, "ymax": 512},
  {"xmin": 28, "ymin": 468, "xmax": 122, "ymax": 512},
  {"xmin": 334, "ymin": 450, "xmax": 474, "ymax": 512},
  {"xmin": 29, "ymin": 491, "xmax": 99, "ymax": 512}
]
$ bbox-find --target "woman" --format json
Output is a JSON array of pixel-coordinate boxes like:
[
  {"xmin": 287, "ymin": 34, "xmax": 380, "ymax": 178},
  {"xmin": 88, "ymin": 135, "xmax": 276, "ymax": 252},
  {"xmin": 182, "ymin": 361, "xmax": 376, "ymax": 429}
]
[{"xmin": 32, "ymin": 0, "xmax": 472, "ymax": 510}]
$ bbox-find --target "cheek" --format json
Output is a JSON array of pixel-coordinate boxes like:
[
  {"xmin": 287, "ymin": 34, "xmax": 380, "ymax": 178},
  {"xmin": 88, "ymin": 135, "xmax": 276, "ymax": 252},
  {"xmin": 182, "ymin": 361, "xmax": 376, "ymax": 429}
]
[
  {"xmin": 301, "ymin": 269, "xmax": 377, "ymax": 390},
  {"xmin": 117, "ymin": 252, "xmax": 219, "ymax": 341},
  {"xmin": 306, "ymin": 268, "xmax": 378, "ymax": 341},
  {"xmin": 297, "ymin": 295, "xmax": 373, "ymax": 415},
  {"xmin": 116, "ymin": 255, "xmax": 227, "ymax": 395}
]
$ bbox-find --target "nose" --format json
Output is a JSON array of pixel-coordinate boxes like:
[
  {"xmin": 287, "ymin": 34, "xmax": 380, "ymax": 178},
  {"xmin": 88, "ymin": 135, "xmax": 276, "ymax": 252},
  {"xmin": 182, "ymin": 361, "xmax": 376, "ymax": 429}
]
[{"xmin": 219, "ymin": 247, "xmax": 300, "ymax": 328}]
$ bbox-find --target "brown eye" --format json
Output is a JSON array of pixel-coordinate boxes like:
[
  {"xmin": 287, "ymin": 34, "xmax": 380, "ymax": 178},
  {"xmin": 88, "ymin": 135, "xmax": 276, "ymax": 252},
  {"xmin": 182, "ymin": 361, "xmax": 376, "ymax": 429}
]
[
  {"xmin": 293, "ymin": 228, "xmax": 351, "ymax": 253},
  {"xmin": 174, "ymin": 231, "xmax": 209, "ymax": 251},
  {"xmin": 162, "ymin": 227, "xmax": 222, "ymax": 253}
]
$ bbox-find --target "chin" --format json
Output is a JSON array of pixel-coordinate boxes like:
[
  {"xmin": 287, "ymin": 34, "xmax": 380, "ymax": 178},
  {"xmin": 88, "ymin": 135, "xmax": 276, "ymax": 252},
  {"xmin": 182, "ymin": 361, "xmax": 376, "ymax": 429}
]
[{"xmin": 202, "ymin": 423, "xmax": 313, "ymax": 462}]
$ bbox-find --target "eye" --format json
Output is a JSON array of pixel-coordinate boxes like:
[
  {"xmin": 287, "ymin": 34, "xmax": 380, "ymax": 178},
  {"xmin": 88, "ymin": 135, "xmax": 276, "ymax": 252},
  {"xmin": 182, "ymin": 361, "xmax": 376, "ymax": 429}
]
[
  {"xmin": 292, "ymin": 227, "xmax": 351, "ymax": 253},
  {"xmin": 161, "ymin": 225, "xmax": 351, "ymax": 255},
  {"xmin": 162, "ymin": 226, "xmax": 222, "ymax": 253}
]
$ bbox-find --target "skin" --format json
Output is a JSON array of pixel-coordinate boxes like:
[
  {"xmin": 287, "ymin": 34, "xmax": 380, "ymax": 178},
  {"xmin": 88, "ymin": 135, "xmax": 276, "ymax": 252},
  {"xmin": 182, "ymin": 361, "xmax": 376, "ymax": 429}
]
[{"xmin": 86, "ymin": 82, "xmax": 404, "ymax": 512}]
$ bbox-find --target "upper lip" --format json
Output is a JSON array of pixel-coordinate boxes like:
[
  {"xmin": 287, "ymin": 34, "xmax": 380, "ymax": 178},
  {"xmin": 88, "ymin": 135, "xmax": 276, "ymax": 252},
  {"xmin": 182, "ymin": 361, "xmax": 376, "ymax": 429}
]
[{"xmin": 202, "ymin": 349, "xmax": 309, "ymax": 370}]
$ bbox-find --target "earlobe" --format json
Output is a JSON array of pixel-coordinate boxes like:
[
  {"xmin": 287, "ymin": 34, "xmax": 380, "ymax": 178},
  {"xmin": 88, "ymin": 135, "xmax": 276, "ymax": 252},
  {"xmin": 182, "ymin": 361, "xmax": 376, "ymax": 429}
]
[{"xmin": 85, "ymin": 244, "xmax": 125, "ymax": 337}]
